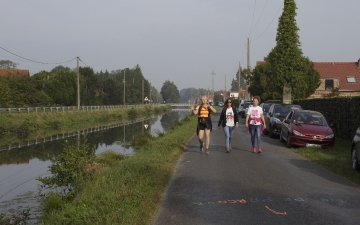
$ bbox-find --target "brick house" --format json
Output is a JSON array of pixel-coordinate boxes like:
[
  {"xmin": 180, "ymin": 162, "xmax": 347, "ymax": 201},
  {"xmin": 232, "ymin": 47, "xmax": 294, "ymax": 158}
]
[
  {"xmin": 0, "ymin": 69, "xmax": 30, "ymax": 77},
  {"xmin": 256, "ymin": 59, "xmax": 360, "ymax": 98},
  {"xmin": 311, "ymin": 59, "xmax": 360, "ymax": 98}
]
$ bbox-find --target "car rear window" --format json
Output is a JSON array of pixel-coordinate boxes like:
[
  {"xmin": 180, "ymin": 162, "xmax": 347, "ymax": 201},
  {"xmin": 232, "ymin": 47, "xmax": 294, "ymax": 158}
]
[{"xmin": 293, "ymin": 112, "xmax": 328, "ymax": 126}]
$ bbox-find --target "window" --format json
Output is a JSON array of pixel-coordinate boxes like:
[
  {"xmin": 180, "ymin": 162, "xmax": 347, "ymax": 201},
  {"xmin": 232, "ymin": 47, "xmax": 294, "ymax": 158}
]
[
  {"xmin": 325, "ymin": 79, "xmax": 334, "ymax": 90},
  {"xmin": 347, "ymin": 76, "xmax": 356, "ymax": 83}
]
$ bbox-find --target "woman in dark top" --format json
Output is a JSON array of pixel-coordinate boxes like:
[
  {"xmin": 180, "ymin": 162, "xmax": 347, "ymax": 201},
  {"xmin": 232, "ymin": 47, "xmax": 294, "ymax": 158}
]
[{"xmin": 218, "ymin": 98, "xmax": 239, "ymax": 153}]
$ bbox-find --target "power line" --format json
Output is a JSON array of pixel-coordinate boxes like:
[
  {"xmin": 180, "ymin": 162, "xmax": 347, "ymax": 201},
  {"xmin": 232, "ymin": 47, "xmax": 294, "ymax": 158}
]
[
  {"xmin": 79, "ymin": 58, "xmax": 88, "ymax": 67},
  {"xmin": 252, "ymin": 3, "xmax": 283, "ymax": 42},
  {"xmin": 249, "ymin": 0, "xmax": 269, "ymax": 36},
  {"xmin": 248, "ymin": 0, "xmax": 257, "ymax": 37},
  {"xmin": 0, "ymin": 46, "xmax": 76, "ymax": 65}
]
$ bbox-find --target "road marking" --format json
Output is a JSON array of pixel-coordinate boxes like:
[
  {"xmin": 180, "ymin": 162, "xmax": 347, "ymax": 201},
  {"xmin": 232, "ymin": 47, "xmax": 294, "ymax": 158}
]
[{"xmin": 265, "ymin": 205, "xmax": 287, "ymax": 215}]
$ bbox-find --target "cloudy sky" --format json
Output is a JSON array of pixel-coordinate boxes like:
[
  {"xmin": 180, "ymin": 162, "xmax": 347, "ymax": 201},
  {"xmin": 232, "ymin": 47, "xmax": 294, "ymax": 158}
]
[{"xmin": 1, "ymin": 0, "xmax": 359, "ymax": 91}]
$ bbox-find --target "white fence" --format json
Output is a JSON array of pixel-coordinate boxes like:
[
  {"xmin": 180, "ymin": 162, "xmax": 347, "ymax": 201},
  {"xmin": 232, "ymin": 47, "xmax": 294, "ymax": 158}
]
[
  {"xmin": 0, "ymin": 104, "xmax": 149, "ymax": 114},
  {"xmin": 0, "ymin": 118, "xmax": 146, "ymax": 152}
]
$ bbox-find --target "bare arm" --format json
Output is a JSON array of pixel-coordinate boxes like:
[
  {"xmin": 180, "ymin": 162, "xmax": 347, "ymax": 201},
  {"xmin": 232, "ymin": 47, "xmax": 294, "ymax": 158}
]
[
  {"xmin": 245, "ymin": 114, "xmax": 249, "ymax": 127},
  {"xmin": 261, "ymin": 114, "xmax": 266, "ymax": 128},
  {"xmin": 191, "ymin": 105, "xmax": 199, "ymax": 115}
]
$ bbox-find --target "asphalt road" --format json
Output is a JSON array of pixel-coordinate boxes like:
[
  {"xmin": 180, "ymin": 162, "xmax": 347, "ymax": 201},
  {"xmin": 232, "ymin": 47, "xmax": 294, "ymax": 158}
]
[{"xmin": 151, "ymin": 114, "xmax": 360, "ymax": 225}]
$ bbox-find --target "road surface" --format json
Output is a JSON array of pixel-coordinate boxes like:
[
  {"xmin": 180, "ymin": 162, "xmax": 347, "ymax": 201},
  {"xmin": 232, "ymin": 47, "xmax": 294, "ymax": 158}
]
[{"xmin": 151, "ymin": 114, "xmax": 360, "ymax": 225}]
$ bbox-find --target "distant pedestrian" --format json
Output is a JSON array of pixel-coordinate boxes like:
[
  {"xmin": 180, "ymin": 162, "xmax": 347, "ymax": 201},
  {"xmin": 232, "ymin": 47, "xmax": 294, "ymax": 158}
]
[
  {"xmin": 245, "ymin": 96, "xmax": 266, "ymax": 153},
  {"xmin": 191, "ymin": 96, "xmax": 217, "ymax": 155},
  {"xmin": 218, "ymin": 98, "xmax": 239, "ymax": 153}
]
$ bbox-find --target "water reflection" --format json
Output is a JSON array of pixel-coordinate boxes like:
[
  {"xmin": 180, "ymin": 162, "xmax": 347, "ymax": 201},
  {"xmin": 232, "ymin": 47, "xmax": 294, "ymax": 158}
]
[{"xmin": 0, "ymin": 110, "xmax": 191, "ymax": 218}]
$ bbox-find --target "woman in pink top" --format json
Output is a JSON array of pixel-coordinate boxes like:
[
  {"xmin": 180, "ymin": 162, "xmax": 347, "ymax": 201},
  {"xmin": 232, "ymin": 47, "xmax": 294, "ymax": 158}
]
[{"xmin": 245, "ymin": 96, "xmax": 266, "ymax": 153}]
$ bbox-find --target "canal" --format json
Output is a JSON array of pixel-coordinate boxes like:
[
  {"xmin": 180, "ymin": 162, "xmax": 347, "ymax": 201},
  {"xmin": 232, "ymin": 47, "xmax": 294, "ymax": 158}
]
[{"xmin": 0, "ymin": 109, "xmax": 191, "ymax": 222}]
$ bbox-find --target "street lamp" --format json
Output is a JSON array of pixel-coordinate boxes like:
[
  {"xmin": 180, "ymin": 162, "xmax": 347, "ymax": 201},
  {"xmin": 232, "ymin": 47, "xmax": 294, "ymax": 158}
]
[{"xmin": 123, "ymin": 70, "xmax": 126, "ymax": 105}]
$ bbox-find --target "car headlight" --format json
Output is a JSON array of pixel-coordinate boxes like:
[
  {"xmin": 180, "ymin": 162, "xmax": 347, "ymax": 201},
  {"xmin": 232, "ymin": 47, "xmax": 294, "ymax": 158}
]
[
  {"xmin": 293, "ymin": 130, "xmax": 305, "ymax": 136},
  {"xmin": 325, "ymin": 133, "xmax": 334, "ymax": 139},
  {"xmin": 274, "ymin": 118, "xmax": 282, "ymax": 124}
]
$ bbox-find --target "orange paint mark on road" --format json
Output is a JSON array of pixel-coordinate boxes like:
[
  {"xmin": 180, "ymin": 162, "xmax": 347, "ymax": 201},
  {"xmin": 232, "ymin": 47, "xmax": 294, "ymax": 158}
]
[{"xmin": 265, "ymin": 206, "xmax": 287, "ymax": 215}]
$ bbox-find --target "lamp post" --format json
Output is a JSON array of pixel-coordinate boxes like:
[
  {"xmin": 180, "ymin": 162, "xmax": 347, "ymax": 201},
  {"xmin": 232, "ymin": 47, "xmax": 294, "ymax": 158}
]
[
  {"xmin": 149, "ymin": 83, "xmax": 152, "ymax": 104},
  {"xmin": 123, "ymin": 70, "xmax": 126, "ymax": 105}
]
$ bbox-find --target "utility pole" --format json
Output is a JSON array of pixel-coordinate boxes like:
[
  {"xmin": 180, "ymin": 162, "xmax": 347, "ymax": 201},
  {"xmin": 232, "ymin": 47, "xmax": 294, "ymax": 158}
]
[
  {"xmin": 247, "ymin": 37, "xmax": 250, "ymax": 69},
  {"xmin": 211, "ymin": 71, "xmax": 215, "ymax": 95},
  {"xmin": 224, "ymin": 74, "xmax": 227, "ymax": 102},
  {"xmin": 149, "ymin": 82, "xmax": 152, "ymax": 103},
  {"xmin": 123, "ymin": 70, "xmax": 126, "ymax": 105},
  {"xmin": 142, "ymin": 80, "xmax": 144, "ymax": 104},
  {"xmin": 238, "ymin": 61, "xmax": 242, "ymax": 101},
  {"xmin": 77, "ymin": 56, "xmax": 80, "ymax": 109},
  {"xmin": 247, "ymin": 37, "xmax": 251, "ymax": 100}
]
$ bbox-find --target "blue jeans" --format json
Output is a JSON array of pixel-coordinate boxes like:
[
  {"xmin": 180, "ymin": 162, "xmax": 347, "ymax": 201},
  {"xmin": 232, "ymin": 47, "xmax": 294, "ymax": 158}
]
[
  {"xmin": 222, "ymin": 126, "xmax": 235, "ymax": 149},
  {"xmin": 250, "ymin": 124, "xmax": 262, "ymax": 148}
]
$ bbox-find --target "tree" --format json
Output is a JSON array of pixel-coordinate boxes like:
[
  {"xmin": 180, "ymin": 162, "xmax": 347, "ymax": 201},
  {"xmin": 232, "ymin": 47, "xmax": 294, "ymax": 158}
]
[
  {"xmin": 259, "ymin": 0, "xmax": 320, "ymax": 100},
  {"xmin": 160, "ymin": 80, "xmax": 180, "ymax": 103},
  {"xmin": 52, "ymin": 65, "xmax": 71, "ymax": 72},
  {"xmin": 247, "ymin": 63, "xmax": 270, "ymax": 100},
  {"xmin": 0, "ymin": 60, "xmax": 18, "ymax": 69},
  {"xmin": 231, "ymin": 68, "xmax": 247, "ymax": 91},
  {"xmin": 0, "ymin": 77, "xmax": 12, "ymax": 107}
]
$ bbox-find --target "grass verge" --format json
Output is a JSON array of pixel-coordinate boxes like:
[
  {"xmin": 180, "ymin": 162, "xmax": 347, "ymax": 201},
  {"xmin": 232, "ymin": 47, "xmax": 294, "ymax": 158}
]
[
  {"xmin": 292, "ymin": 138, "xmax": 360, "ymax": 186},
  {"xmin": 0, "ymin": 105, "xmax": 169, "ymax": 133},
  {"xmin": 40, "ymin": 114, "xmax": 197, "ymax": 224}
]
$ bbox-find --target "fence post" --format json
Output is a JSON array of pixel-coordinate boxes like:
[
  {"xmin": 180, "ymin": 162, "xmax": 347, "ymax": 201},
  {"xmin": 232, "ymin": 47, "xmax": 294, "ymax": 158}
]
[
  {"xmin": 28, "ymin": 108, "xmax": 30, "ymax": 114},
  {"xmin": 9, "ymin": 108, "xmax": 11, "ymax": 114}
]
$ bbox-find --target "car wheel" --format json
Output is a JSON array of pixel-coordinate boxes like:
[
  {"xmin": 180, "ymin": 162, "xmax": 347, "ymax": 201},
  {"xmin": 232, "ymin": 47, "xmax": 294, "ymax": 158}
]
[
  {"xmin": 279, "ymin": 131, "xmax": 285, "ymax": 142},
  {"xmin": 286, "ymin": 135, "xmax": 292, "ymax": 148},
  {"xmin": 269, "ymin": 126, "xmax": 275, "ymax": 138},
  {"xmin": 263, "ymin": 124, "xmax": 269, "ymax": 135},
  {"xmin": 351, "ymin": 146, "xmax": 360, "ymax": 171}
]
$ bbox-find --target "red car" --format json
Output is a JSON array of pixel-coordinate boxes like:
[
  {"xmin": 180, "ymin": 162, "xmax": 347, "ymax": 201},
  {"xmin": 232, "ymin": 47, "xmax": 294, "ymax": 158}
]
[{"xmin": 280, "ymin": 110, "xmax": 335, "ymax": 148}]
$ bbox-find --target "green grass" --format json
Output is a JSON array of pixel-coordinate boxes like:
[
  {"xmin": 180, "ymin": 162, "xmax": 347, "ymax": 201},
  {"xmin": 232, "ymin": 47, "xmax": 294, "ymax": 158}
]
[
  {"xmin": 40, "ymin": 115, "xmax": 198, "ymax": 224},
  {"xmin": 0, "ymin": 105, "xmax": 169, "ymax": 133},
  {"xmin": 292, "ymin": 138, "xmax": 360, "ymax": 186}
]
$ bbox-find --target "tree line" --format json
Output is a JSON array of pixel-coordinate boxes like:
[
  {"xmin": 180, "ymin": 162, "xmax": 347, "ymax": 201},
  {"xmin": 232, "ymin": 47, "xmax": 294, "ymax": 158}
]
[{"xmin": 0, "ymin": 64, "xmax": 166, "ymax": 107}]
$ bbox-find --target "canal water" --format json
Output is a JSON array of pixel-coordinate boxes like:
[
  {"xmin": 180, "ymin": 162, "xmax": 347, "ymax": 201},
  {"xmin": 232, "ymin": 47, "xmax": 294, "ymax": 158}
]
[{"xmin": 0, "ymin": 109, "xmax": 191, "ymax": 222}]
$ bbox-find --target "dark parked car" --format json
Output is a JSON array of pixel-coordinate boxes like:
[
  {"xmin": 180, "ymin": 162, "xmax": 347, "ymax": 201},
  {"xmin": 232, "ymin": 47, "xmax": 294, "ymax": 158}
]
[
  {"xmin": 260, "ymin": 103, "xmax": 271, "ymax": 116},
  {"xmin": 351, "ymin": 127, "xmax": 360, "ymax": 170},
  {"xmin": 240, "ymin": 101, "xmax": 252, "ymax": 118},
  {"xmin": 280, "ymin": 110, "xmax": 335, "ymax": 148},
  {"xmin": 264, "ymin": 103, "xmax": 302, "ymax": 138}
]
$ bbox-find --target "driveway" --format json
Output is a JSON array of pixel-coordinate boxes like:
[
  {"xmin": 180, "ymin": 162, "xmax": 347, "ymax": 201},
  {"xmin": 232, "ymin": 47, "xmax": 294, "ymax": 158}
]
[{"xmin": 151, "ymin": 114, "xmax": 360, "ymax": 225}]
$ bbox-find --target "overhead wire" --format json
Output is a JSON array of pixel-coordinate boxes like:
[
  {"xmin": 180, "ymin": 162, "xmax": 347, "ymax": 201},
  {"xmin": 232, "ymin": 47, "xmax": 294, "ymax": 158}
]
[
  {"xmin": 249, "ymin": 0, "xmax": 269, "ymax": 36},
  {"xmin": 248, "ymin": 0, "xmax": 257, "ymax": 37},
  {"xmin": 79, "ymin": 58, "xmax": 88, "ymax": 67},
  {"xmin": 252, "ymin": 3, "xmax": 283, "ymax": 42},
  {"xmin": 0, "ymin": 46, "xmax": 76, "ymax": 65}
]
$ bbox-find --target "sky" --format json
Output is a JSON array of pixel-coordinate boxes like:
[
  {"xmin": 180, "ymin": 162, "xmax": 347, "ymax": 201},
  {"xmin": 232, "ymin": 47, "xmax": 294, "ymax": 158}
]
[{"xmin": 1, "ymin": 0, "xmax": 359, "ymax": 92}]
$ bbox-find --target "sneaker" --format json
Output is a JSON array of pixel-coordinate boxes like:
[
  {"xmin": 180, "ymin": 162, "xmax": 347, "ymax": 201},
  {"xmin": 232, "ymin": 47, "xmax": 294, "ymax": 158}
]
[
  {"xmin": 205, "ymin": 149, "xmax": 209, "ymax": 155},
  {"xmin": 226, "ymin": 148, "xmax": 230, "ymax": 153},
  {"xmin": 229, "ymin": 146, "xmax": 232, "ymax": 151},
  {"xmin": 252, "ymin": 148, "xmax": 256, "ymax": 153},
  {"xmin": 200, "ymin": 144, "xmax": 204, "ymax": 152},
  {"xmin": 258, "ymin": 148, "xmax": 262, "ymax": 153}
]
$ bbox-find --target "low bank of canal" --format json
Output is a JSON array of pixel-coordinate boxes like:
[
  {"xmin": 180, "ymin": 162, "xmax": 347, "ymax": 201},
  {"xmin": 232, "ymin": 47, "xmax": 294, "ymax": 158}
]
[{"xmin": 0, "ymin": 109, "xmax": 191, "ymax": 222}]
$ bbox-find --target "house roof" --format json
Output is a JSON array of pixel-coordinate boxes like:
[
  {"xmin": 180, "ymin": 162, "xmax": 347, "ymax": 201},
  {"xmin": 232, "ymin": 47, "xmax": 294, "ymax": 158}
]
[
  {"xmin": 255, "ymin": 60, "xmax": 360, "ymax": 91},
  {"xmin": 313, "ymin": 62, "xmax": 360, "ymax": 91},
  {"xmin": 0, "ymin": 69, "xmax": 30, "ymax": 77}
]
